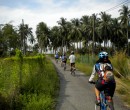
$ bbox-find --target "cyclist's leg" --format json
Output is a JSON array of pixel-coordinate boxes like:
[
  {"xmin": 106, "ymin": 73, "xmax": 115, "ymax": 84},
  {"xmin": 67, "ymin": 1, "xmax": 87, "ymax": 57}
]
[
  {"xmin": 70, "ymin": 63, "xmax": 72, "ymax": 73},
  {"xmin": 104, "ymin": 81, "xmax": 116, "ymax": 110},
  {"xmin": 95, "ymin": 79, "xmax": 106, "ymax": 105},
  {"xmin": 61, "ymin": 60, "xmax": 63, "ymax": 67},
  {"xmin": 105, "ymin": 96, "xmax": 114, "ymax": 110},
  {"xmin": 70, "ymin": 63, "xmax": 75, "ymax": 74},
  {"xmin": 64, "ymin": 61, "xmax": 66, "ymax": 68},
  {"xmin": 55, "ymin": 58, "xmax": 57, "ymax": 63},
  {"xmin": 73, "ymin": 63, "xmax": 75, "ymax": 70},
  {"xmin": 63, "ymin": 61, "xmax": 66, "ymax": 70}
]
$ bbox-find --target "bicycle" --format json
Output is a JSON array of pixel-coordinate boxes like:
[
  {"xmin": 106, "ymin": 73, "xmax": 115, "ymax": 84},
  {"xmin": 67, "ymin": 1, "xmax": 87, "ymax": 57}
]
[
  {"xmin": 62, "ymin": 62, "xmax": 66, "ymax": 71},
  {"xmin": 71, "ymin": 66, "xmax": 76, "ymax": 76},
  {"xmin": 55, "ymin": 58, "xmax": 58, "ymax": 63},
  {"xmin": 90, "ymin": 82, "xmax": 115, "ymax": 110}
]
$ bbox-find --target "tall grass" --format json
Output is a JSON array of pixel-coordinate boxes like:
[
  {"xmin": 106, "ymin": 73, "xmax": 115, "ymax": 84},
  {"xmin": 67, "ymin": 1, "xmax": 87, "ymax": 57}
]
[
  {"xmin": 76, "ymin": 54, "xmax": 97, "ymax": 76},
  {"xmin": 111, "ymin": 51, "xmax": 130, "ymax": 78},
  {"xmin": 0, "ymin": 54, "xmax": 59, "ymax": 110}
]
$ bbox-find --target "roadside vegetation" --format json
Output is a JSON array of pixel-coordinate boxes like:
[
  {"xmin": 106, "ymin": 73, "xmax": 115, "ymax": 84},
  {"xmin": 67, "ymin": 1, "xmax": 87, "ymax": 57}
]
[{"xmin": 0, "ymin": 50, "xmax": 59, "ymax": 110}]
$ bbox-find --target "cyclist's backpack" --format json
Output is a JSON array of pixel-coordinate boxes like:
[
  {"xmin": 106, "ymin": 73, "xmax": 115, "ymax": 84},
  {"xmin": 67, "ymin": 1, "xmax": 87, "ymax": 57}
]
[{"xmin": 103, "ymin": 65, "xmax": 115, "ymax": 81}]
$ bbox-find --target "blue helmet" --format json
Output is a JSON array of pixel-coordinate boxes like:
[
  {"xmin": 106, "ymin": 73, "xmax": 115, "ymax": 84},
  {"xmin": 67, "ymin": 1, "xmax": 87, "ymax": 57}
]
[{"xmin": 98, "ymin": 51, "xmax": 108, "ymax": 59}]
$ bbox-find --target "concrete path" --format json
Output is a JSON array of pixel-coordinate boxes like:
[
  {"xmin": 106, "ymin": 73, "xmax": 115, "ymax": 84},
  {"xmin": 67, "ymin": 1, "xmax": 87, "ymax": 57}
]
[{"xmin": 51, "ymin": 59, "xmax": 130, "ymax": 110}]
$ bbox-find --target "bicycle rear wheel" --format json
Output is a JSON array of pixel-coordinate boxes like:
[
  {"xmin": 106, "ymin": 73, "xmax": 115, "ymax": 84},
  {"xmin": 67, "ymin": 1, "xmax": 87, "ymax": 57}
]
[
  {"xmin": 95, "ymin": 103, "xmax": 101, "ymax": 110},
  {"xmin": 71, "ymin": 70, "xmax": 75, "ymax": 76},
  {"xmin": 107, "ymin": 102, "xmax": 114, "ymax": 110},
  {"xmin": 63, "ymin": 63, "xmax": 66, "ymax": 71}
]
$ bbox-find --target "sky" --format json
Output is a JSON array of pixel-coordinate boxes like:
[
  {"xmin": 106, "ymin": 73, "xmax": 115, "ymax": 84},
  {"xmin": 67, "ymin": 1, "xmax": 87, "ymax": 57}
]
[{"xmin": 0, "ymin": 0, "xmax": 129, "ymax": 34}]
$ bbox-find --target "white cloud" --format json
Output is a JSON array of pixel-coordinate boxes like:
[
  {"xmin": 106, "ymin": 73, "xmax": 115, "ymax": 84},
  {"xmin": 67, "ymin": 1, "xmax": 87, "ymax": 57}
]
[{"xmin": 0, "ymin": 0, "xmax": 126, "ymax": 36}]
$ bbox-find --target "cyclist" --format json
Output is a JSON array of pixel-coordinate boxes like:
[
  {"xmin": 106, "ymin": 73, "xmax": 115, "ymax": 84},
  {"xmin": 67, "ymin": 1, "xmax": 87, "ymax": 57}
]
[
  {"xmin": 61, "ymin": 53, "xmax": 67, "ymax": 68},
  {"xmin": 89, "ymin": 51, "xmax": 116, "ymax": 105},
  {"xmin": 55, "ymin": 52, "xmax": 59, "ymax": 63},
  {"xmin": 69, "ymin": 51, "xmax": 76, "ymax": 73}
]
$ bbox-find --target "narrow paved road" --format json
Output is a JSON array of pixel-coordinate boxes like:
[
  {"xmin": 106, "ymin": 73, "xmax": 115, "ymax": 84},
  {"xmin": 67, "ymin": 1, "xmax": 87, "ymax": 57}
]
[{"xmin": 51, "ymin": 59, "xmax": 130, "ymax": 110}]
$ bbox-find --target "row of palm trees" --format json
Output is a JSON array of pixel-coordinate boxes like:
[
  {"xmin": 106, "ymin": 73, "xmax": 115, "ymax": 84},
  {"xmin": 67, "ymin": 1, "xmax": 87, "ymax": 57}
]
[
  {"xmin": 35, "ymin": 5, "xmax": 130, "ymax": 55},
  {"xmin": 0, "ymin": 5, "xmax": 130, "ymax": 56}
]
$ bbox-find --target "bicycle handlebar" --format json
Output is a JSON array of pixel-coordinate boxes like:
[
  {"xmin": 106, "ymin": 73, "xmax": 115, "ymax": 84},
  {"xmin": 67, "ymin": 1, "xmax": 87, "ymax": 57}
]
[{"xmin": 88, "ymin": 81, "xmax": 96, "ymax": 84}]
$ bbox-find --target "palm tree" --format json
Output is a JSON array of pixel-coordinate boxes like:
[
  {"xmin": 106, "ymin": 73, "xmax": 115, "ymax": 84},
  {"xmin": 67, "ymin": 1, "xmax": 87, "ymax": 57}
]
[
  {"xmin": 50, "ymin": 26, "xmax": 62, "ymax": 53},
  {"xmin": 2, "ymin": 24, "xmax": 20, "ymax": 55},
  {"xmin": 80, "ymin": 15, "xmax": 90, "ymax": 50},
  {"xmin": 57, "ymin": 17, "xmax": 67, "ymax": 53},
  {"xmin": 99, "ymin": 12, "xmax": 112, "ymax": 48},
  {"xmin": 36, "ymin": 22, "xmax": 50, "ymax": 53},
  {"xmin": 119, "ymin": 5, "xmax": 130, "ymax": 55},
  {"xmin": 18, "ymin": 22, "xmax": 33, "ymax": 55},
  {"xmin": 111, "ymin": 18, "xmax": 125, "ymax": 51},
  {"xmin": 70, "ymin": 18, "xmax": 82, "ymax": 50}
]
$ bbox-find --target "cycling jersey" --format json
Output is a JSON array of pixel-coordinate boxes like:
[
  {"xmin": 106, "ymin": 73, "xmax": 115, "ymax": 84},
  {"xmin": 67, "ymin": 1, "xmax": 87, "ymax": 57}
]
[
  {"xmin": 89, "ymin": 62, "xmax": 113, "ymax": 82},
  {"xmin": 69, "ymin": 55, "xmax": 75, "ymax": 63},
  {"xmin": 61, "ymin": 55, "xmax": 67, "ymax": 61},
  {"xmin": 55, "ymin": 54, "xmax": 59, "ymax": 59}
]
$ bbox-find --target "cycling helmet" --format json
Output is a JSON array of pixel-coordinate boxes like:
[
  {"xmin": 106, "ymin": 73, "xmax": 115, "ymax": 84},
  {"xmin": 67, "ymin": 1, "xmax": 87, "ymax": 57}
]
[{"xmin": 99, "ymin": 51, "xmax": 108, "ymax": 59}]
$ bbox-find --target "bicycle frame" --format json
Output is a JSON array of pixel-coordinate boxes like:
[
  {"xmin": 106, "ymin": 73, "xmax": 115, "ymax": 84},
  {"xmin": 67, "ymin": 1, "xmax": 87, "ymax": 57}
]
[
  {"xmin": 90, "ymin": 82, "xmax": 114, "ymax": 110},
  {"xmin": 100, "ymin": 91, "xmax": 108, "ymax": 110},
  {"xmin": 71, "ymin": 66, "xmax": 76, "ymax": 76},
  {"xmin": 63, "ymin": 62, "xmax": 66, "ymax": 70}
]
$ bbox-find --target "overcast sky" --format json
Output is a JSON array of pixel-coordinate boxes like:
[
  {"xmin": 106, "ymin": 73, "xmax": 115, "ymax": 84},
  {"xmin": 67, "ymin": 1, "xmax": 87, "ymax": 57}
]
[{"xmin": 0, "ymin": 0, "xmax": 129, "ymax": 34}]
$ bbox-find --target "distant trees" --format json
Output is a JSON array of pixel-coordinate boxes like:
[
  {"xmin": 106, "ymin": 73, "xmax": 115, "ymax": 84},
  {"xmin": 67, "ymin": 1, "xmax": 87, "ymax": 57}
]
[{"xmin": 0, "ymin": 21, "xmax": 34, "ymax": 56}]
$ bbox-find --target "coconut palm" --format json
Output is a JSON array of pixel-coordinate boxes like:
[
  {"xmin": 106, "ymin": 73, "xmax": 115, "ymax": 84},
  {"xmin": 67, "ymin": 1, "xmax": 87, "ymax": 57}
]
[
  {"xmin": 36, "ymin": 22, "xmax": 50, "ymax": 53},
  {"xmin": 2, "ymin": 24, "xmax": 20, "ymax": 55},
  {"xmin": 111, "ymin": 18, "xmax": 125, "ymax": 51},
  {"xmin": 99, "ymin": 12, "xmax": 112, "ymax": 48},
  {"xmin": 80, "ymin": 15, "xmax": 90, "ymax": 47},
  {"xmin": 70, "ymin": 18, "xmax": 82, "ymax": 50},
  {"xmin": 50, "ymin": 26, "xmax": 62, "ymax": 53},
  {"xmin": 57, "ymin": 17, "xmax": 68, "ymax": 53},
  {"xmin": 119, "ymin": 5, "xmax": 130, "ymax": 55},
  {"xmin": 19, "ymin": 23, "xmax": 33, "ymax": 55}
]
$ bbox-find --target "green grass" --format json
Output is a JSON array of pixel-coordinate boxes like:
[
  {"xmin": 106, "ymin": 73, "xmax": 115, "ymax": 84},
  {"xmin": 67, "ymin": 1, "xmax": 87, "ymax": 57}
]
[
  {"xmin": 0, "ymin": 55, "xmax": 59, "ymax": 110},
  {"xmin": 76, "ymin": 63, "xmax": 92, "ymax": 76}
]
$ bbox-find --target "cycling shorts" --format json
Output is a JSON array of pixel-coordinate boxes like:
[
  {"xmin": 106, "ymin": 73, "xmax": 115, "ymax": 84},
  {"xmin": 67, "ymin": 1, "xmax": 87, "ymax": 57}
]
[
  {"xmin": 95, "ymin": 78, "xmax": 116, "ymax": 97},
  {"xmin": 71, "ymin": 63, "xmax": 75, "ymax": 67},
  {"xmin": 62, "ymin": 61, "xmax": 66, "ymax": 63}
]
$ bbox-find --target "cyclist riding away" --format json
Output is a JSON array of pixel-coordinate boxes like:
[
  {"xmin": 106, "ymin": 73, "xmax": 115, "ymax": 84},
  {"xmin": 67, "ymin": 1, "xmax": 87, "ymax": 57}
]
[
  {"xmin": 61, "ymin": 53, "xmax": 67, "ymax": 68},
  {"xmin": 55, "ymin": 52, "xmax": 59, "ymax": 63},
  {"xmin": 69, "ymin": 51, "xmax": 76, "ymax": 73},
  {"xmin": 89, "ymin": 51, "xmax": 116, "ymax": 106}
]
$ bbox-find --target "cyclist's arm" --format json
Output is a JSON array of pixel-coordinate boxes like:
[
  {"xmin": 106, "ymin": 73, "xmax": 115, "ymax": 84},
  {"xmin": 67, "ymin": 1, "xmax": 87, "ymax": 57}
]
[{"xmin": 89, "ymin": 65, "xmax": 96, "ymax": 82}]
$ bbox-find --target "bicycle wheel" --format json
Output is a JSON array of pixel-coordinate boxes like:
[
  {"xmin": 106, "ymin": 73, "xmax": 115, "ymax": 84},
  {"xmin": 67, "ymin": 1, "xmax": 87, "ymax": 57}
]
[
  {"xmin": 95, "ymin": 103, "xmax": 101, "ymax": 110},
  {"xmin": 72, "ymin": 70, "xmax": 75, "ymax": 76},
  {"xmin": 63, "ymin": 63, "xmax": 66, "ymax": 71},
  {"xmin": 56, "ymin": 59, "xmax": 58, "ymax": 63},
  {"xmin": 107, "ymin": 102, "xmax": 114, "ymax": 110}
]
